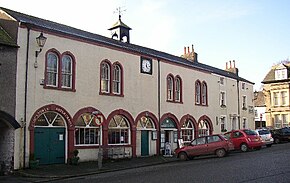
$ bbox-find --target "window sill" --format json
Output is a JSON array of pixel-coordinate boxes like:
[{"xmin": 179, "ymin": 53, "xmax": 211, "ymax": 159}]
[
  {"xmin": 99, "ymin": 92, "xmax": 124, "ymax": 97},
  {"xmin": 167, "ymin": 100, "xmax": 183, "ymax": 104},
  {"xmin": 43, "ymin": 86, "xmax": 76, "ymax": 92}
]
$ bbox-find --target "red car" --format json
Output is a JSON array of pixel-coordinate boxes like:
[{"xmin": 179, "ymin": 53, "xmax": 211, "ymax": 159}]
[
  {"xmin": 224, "ymin": 129, "xmax": 264, "ymax": 152},
  {"xmin": 174, "ymin": 134, "xmax": 234, "ymax": 160}
]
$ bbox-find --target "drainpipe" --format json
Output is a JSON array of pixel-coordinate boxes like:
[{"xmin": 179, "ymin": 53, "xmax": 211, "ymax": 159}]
[
  {"xmin": 236, "ymin": 71, "xmax": 240, "ymax": 129},
  {"xmin": 23, "ymin": 27, "xmax": 30, "ymax": 168},
  {"xmin": 157, "ymin": 59, "xmax": 161, "ymax": 155}
]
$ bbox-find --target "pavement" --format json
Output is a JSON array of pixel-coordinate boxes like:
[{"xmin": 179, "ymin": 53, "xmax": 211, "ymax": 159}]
[{"xmin": 0, "ymin": 155, "xmax": 178, "ymax": 183}]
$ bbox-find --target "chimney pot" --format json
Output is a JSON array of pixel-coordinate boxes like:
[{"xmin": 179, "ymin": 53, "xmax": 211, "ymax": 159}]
[
  {"xmin": 226, "ymin": 62, "xmax": 228, "ymax": 69},
  {"xmin": 233, "ymin": 60, "xmax": 236, "ymax": 68},
  {"xmin": 184, "ymin": 47, "xmax": 186, "ymax": 55},
  {"xmin": 229, "ymin": 60, "xmax": 232, "ymax": 68},
  {"xmin": 187, "ymin": 46, "xmax": 190, "ymax": 54}
]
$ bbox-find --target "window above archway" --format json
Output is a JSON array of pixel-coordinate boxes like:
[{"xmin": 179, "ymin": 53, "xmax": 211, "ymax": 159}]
[{"xmin": 35, "ymin": 112, "xmax": 65, "ymax": 127}]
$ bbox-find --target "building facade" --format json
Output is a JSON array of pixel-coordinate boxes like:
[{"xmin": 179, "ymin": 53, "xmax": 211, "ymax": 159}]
[
  {"xmin": 253, "ymin": 91, "xmax": 266, "ymax": 129},
  {"xmin": 262, "ymin": 62, "xmax": 290, "ymax": 128},
  {"xmin": 0, "ymin": 7, "xmax": 254, "ymax": 171}
]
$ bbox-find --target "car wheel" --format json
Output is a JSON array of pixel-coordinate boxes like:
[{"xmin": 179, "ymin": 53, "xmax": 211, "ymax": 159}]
[
  {"xmin": 266, "ymin": 144, "xmax": 272, "ymax": 147},
  {"xmin": 216, "ymin": 149, "xmax": 226, "ymax": 158},
  {"xmin": 240, "ymin": 143, "xmax": 248, "ymax": 152},
  {"xmin": 274, "ymin": 138, "xmax": 280, "ymax": 144},
  {"xmin": 178, "ymin": 152, "xmax": 188, "ymax": 161}
]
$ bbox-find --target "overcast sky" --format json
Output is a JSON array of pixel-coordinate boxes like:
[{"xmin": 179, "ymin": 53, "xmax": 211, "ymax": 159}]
[{"xmin": 2, "ymin": 0, "xmax": 290, "ymax": 90}]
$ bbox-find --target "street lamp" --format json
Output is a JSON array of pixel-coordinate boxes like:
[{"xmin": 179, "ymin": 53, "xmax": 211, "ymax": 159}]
[
  {"xmin": 35, "ymin": 32, "xmax": 47, "ymax": 68},
  {"xmin": 92, "ymin": 111, "xmax": 103, "ymax": 170},
  {"xmin": 35, "ymin": 32, "xmax": 47, "ymax": 57}
]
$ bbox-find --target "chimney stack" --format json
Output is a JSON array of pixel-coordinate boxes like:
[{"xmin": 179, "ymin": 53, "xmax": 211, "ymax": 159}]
[
  {"xmin": 225, "ymin": 60, "xmax": 239, "ymax": 75},
  {"xmin": 181, "ymin": 44, "xmax": 198, "ymax": 62}
]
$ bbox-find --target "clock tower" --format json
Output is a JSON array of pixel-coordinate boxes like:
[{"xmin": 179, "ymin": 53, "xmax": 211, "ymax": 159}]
[{"xmin": 108, "ymin": 14, "xmax": 131, "ymax": 43}]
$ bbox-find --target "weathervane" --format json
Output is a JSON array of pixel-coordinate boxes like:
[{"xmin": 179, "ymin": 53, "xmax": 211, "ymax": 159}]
[{"xmin": 114, "ymin": 6, "xmax": 126, "ymax": 20}]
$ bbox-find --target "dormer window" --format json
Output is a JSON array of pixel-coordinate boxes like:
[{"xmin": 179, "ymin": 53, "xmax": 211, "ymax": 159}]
[{"xmin": 275, "ymin": 64, "xmax": 288, "ymax": 80}]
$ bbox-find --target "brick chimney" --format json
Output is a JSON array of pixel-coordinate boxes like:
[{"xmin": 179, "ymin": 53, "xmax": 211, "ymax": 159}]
[
  {"xmin": 181, "ymin": 44, "xmax": 198, "ymax": 62},
  {"xmin": 225, "ymin": 60, "xmax": 239, "ymax": 75}
]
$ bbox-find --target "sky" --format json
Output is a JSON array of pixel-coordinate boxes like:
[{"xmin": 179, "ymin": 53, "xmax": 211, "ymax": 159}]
[{"xmin": 2, "ymin": 0, "xmax": 290, "ymax": 91}]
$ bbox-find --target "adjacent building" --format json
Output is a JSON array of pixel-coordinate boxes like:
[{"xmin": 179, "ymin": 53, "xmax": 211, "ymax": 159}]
[
  {"xmin": 0, "ymin": 7, "xmax": 255, "ymax": 171},
  {"xmin": 253, "ymin": 91, "xmax": 266, "ymax": 129},
  {"xmin": 262, "ymin": 62, "xmax": 290, "ymax": 128}
]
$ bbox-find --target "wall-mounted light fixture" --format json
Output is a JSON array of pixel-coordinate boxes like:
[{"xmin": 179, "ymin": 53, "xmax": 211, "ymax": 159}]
[{"xmin": 35, "ymin": 32, "xmax": 47, "ymax": 58}]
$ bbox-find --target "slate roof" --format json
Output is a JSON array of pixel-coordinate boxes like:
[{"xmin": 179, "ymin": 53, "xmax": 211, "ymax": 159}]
[
  {"xmin": 0, "ymin": 7, "xmax": 253, "ymax": 84},
  {"xmin": 0, "ymin": 25, "xmax": 17, "ymax": 47},
  {"xmin": 253, "ymin": 91, "xmax": 265, "ymax": 107},
  {"xmin": 262, "ymin": 63, "xmax": 290, "ymax": 84}
]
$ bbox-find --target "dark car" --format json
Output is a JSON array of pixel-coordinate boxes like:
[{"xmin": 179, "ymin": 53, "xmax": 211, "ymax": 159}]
[
  {"xmin": 174, "ymin": 134, "xmax": 234, "ymax": 161},
  {"xmin": 270, "ymin": 127, "xmax": 290, "ymax": 144},
  {"xmin": 224, "ymin": 129, "xmax": 264, "ymax": 152}
]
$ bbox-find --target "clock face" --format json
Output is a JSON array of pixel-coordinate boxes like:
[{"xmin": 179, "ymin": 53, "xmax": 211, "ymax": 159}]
[{"xmin": 141, "ymin": 58, "xmax": 152, "ymax": 74}]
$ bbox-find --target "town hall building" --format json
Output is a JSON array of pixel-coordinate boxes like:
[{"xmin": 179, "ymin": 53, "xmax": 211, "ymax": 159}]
[{"xmin": 0, "ymin": 7, "xmax": 255, "ymax": 172}]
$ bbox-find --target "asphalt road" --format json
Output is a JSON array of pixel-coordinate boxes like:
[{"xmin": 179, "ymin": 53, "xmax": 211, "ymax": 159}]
[{"xmin": 53, "ymin": 143, "xmax": 290, "ymax": 183}]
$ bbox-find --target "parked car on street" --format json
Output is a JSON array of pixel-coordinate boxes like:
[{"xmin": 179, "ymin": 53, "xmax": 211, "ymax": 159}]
[
  {"xmin": 224, "ymin": 129, "xmax": 264, "ymax": 152},
  {"xmin": 255, "ymin": 128, "xmax": 274, "ymax": 147},
  {"xmin": 174, "ymin": 134, "xmax": 234, "ymax": 160},
  {"xmin": 270, "ymin": 127, "xmax": 290, "ymax": 144}
]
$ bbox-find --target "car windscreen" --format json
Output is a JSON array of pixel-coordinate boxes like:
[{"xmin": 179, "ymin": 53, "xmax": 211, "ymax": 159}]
[
  {"xmin": 258, "ymin": 130, "xmax": 270, "ymax": 135},
  {"xmin": 243, "ymin": 129, "xmax": 257, "ymax": 135}
]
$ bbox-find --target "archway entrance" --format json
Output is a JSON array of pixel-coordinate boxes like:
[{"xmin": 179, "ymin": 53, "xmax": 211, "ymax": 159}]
[
  {"xmin": 160, "ymin": 118, "xmax": 177, "ymax": 156},
  {"xmin": 34, "ymin": 112, "xmax": 66, "ymax": 165}
]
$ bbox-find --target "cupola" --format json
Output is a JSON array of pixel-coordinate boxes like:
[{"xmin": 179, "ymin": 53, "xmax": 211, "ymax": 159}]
[{"xmin": 108, "ymin": 14, "xmax": 131, "ymax": 43}]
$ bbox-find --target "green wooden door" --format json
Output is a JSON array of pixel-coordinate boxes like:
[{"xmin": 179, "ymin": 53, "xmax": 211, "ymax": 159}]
[
  {"xmin": 34, "ymin": 127, "xmax": 65, "ymax": 165},
  {"xmin": 141, "ymin": 131, "xmax": 149, "ymax": 156}
]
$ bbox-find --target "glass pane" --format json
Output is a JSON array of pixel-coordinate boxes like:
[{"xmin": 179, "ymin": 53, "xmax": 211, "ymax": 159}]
[{"xmin": 35, "ymin": 115, "xmax": 48, "ymax": 126}]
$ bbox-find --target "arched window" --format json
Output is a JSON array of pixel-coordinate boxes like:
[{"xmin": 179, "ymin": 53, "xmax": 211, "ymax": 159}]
[
  {"xmin": 45, "ymin": 50, "xmax": 75, "ymax": 91},
  {"xmin": 195, "ymin": 81, "xmax": 201, "ymax": 104},
  {"xmin": 137, "ymin": 117, "xmax": 155, "ymax": 129},
  {"xmin": 108, "ymin": 115, "xmax": 130, "ymax": 144},
  {"xmin": 46, "ymin": 52, "xmax": 58, "ymax": 87},
  {"xmin": 167, "ymin": 76, "xmax": 174, "ymax": 101},
  {"xmin": 35, "ymin": 111, "xmax": 65, "ymax": 127},
  {"xmin": 75, "ymin": 113, "xmax": 100, "ymax": 145},
  {"xmin": 181, "ymin": 120, "xmax": 194, "ymax": 143},
  {"xmin": 198, "ymin": 120, "xmax": 209, "ymax": 137},
  {"xmin": 61, "ymin": 55, "xmax": 72, "ymax": 88},
  {"xmin": 113, "ymin": 64, "xmax": 121, "ymax": 94},
  {"xmin": 101, "ymin": 62, "xmax": 110, "ymax": 93},
  {"xmin": 201, "ymin": 82, "xmax": 207, "ymax": 105},
  {"xmin": 175, "ymin": 77, "xmax": 181, "ymax": 102}
]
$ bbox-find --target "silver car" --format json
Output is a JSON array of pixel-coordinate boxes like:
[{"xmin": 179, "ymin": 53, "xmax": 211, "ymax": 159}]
[{"xmin": 255, "ymin": 129, "xmax": 274, "ymax": 147}]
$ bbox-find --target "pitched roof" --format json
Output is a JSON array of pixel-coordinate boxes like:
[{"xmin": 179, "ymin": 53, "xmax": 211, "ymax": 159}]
[
  {"xmin": 253, "ymin": 91, "xmax": 265, "ymax": 107},
  {"xmin": 262, "ymin": 62, "xmax": 290, "ymax": 83},
  {"xmin": 0, "ymin": 7, "xmax": 253, "ymax": 84},
  {"xmin": 108, "ymin": 16, "xmax": 132, "ymax": 30},
  {"xmin": 0, "ymin": 25, "xmax": 17, "ymax": 47}
]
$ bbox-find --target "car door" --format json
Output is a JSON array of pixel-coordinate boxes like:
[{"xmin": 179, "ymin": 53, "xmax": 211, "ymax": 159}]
[
  {"xmin": 207, "ymin": 135, "xmax": 224, "ymax": 153},
  {"xmin": 188, "ymin": 137, "xmax": 207, "ymax": 156}
]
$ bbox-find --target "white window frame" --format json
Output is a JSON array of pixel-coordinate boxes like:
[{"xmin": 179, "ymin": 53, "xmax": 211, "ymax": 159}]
[
  {"xmin": 220, "ymin": 116, "xmax": 226, "ymax": 131},
  {"xmin": 46, "ymin": 52, "xmax": 58, "ymax": 87},
  {"xmin": 167, "ymin": 76, "xmax": 174, "ymax": 101},
  {"xmin": 282, "ymin": 114, "xmax": 288, "ymax": 127},
  {"xmin": 181, "ymin": 120, "xmax": 195, "ymax": 143},
  {"xmin": 61, "ymin": 55, "xmax": 72, "ymax": 88},
  {"xmin": 220, "ymin": 91, "xmax": 226, "ymax": 106},
  {"xmin": 101, "ymin": 62, "xmax": 110, "ymax": 93},
  {"xmin": 175, "ymin": 78, "xmax": 181, "ymax": 102},
  {"xmin": 242, "ymin": 95, "xmax": 247, "ymax": 109},
  {"xmin": 113, "ymin": 64, "xmax": 121, "ymax": 94},
  {"xmin": 281, "ymin": 91, "xmax": 288, "ymax": 106},
  {"xmin": 273, "ymin": 92, "xmax": 279, "ymax": 106}
]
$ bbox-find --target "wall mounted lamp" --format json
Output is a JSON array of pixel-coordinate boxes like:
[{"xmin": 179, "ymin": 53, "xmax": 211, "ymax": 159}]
[{"xmin": 35, "ymin": 32, "xmax": 47, "ymax": 58}]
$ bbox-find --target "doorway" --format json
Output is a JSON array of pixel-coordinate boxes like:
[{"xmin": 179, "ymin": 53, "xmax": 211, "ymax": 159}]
[
  {"xmin": 141, "ymin": 131, "xmax": 149, "ymax": 156},
  {"xmin": 34, "ymin": 127, "xmax": 65, "ymax": 165}
]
